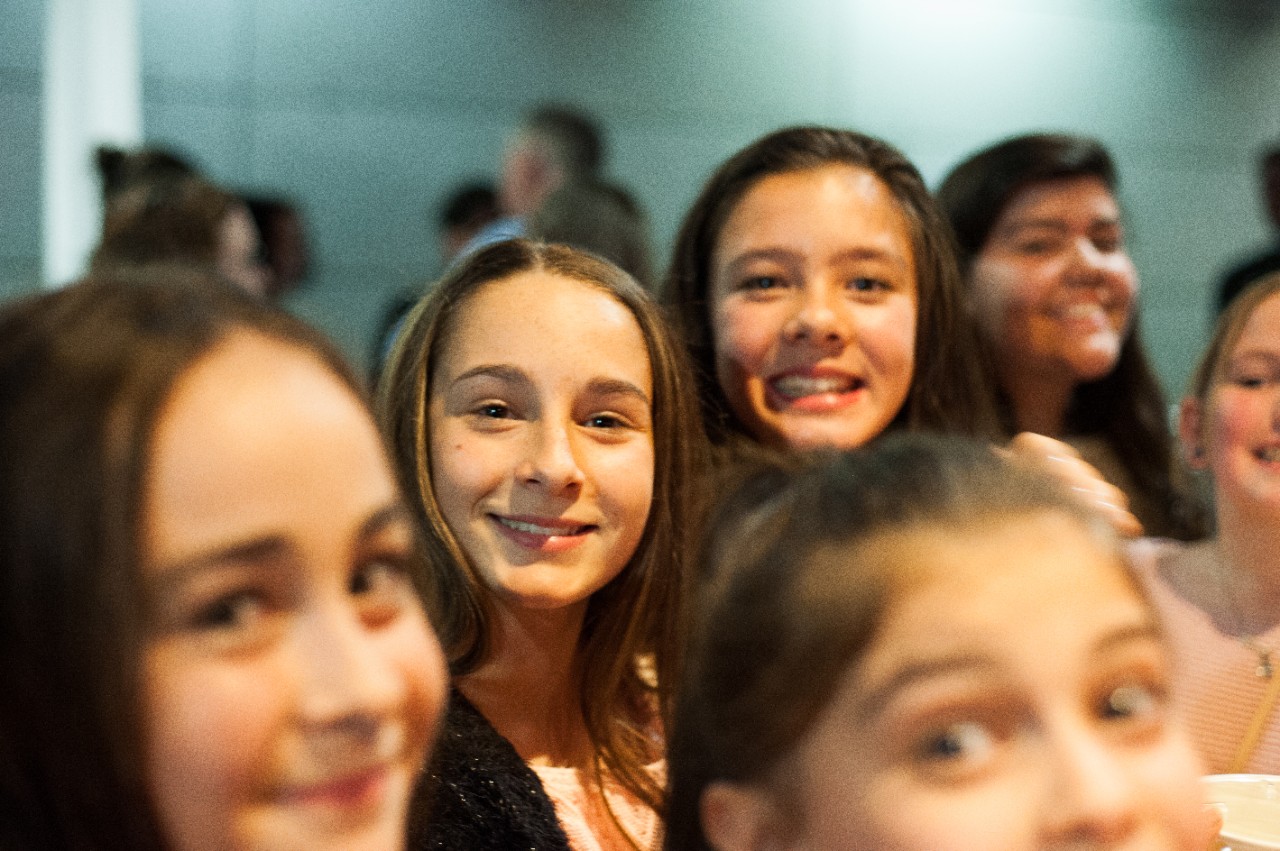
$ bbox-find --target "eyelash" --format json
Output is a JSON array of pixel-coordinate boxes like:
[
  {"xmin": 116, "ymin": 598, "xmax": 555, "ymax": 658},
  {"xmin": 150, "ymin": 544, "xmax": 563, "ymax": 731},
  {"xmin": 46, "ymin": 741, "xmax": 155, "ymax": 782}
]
[
  {"xmin": 584, "ymin": 412, "xmax": 631, "ymax": 429},
  {"xmin": 738, "ymin": 275, "xmax": 784, "ymax": 292},
  {"xmin": 474, "ymin": 401, "xmax": 511, "ymax": 419},
  {"xmin": 1099, "ymin": 681, "xmax": 1166, "ymax": 726},
  {"xmin": 1014, "ymin": 236, "xmax": 1122, "ymax": 254},
  {"xmin": 350, "ymin": 556, "xmax": 415, "ymax": 622},
  {"xmin": 919, "ymin": 720, "xmax": 996, "ymax": 764},
  {"xmin": 849, "ymin": 277, "xmax": 890, "ymax": 294},
  {"xmin": 190, "ymin": 589, "xmax": 269, "ymax": 632}
]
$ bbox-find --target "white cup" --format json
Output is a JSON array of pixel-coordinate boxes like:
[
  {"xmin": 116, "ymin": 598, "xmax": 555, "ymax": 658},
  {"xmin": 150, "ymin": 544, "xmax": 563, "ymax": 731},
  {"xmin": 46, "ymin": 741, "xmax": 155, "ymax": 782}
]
[{"xmin": 1203, "ymin": 774, "xmax": 1280, "ymax": 851}]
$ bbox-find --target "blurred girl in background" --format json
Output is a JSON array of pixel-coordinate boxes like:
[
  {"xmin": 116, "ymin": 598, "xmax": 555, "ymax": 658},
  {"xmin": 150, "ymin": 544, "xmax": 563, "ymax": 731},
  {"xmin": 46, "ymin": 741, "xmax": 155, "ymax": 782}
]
[
  {"xmin": 938, "ymin": 132, "xmax": 1203, "ymax": 540},
  {"xmin": 1130, "ymin": 272, "xmax": 1280, "ymax": 773}
]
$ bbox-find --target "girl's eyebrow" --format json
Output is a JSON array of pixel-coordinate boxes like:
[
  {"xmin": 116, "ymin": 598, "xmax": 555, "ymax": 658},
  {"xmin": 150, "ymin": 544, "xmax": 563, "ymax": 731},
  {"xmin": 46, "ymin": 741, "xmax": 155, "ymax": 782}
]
[
  {"xmin": 1227, "ymin": 349, "xmax": 1280, "ymax": 367},
  {"xmin": 357, "ymin": 502, "xmax": 413, "ymax": 540},
  {"xmin": 149, "ymin": 537, "xmax": 289, "ymax": 596},
  {"xmin": 152, "ymin": 504, "xmax": 409, "ymax": 592},
  {"xmin": 999, "ymin": 214, "xmax": 1122, "ymax": 235},
  {"xmin": 587, "ymin": 377, "xmax": 651, "ymax": 406},
  {"xmin": 853, "ymin": 653, "xmax": 997, "ymax": 721},
  {"xmin": 452, "ymin": 363, "xmax": 528, "ymax": 385},
  {"xmin": 1091, "ymin": 620, "xmax": 1163, "ymax": 656},
  {"xmin": 721, "ymin": 246, "xmax": 908, "ymax": 274}
]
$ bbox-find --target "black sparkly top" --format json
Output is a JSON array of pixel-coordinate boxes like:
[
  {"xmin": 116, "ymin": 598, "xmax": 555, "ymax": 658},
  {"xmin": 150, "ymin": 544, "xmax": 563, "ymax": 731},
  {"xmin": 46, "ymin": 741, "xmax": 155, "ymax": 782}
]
[{"xmin": 408, "ymin": 689, "xmax": 573, "ymax": 850}]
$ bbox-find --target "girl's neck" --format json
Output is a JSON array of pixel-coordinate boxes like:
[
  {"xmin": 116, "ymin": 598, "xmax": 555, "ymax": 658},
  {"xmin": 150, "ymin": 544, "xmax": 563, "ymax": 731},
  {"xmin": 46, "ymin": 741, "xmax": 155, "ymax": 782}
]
[
  {"xmin": 1209, "ymin": 502, "xmax": 1280, "ymax": 635},
  {"xmin": 1001, "ymin": 363, "xmax": 1075, "ymax": 438},
  {"xmin": 457, "ymin": 599, "xmax": 593, "ymax": 767}
]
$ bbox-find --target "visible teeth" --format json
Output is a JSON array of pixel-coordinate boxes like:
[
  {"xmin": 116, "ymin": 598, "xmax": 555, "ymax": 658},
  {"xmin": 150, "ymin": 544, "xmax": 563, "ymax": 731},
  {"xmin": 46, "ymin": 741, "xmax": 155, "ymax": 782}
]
[
  {"xmin": 772, "ymin": 375, "xmax": 855, "ymax": 397},
  {"xmin": 1061, "ymin": 304, "xmax": 1104, "ymax": 319},
  {"xmin": 497, "ymin": 517, "xmax": 583, "ymax": 536}
]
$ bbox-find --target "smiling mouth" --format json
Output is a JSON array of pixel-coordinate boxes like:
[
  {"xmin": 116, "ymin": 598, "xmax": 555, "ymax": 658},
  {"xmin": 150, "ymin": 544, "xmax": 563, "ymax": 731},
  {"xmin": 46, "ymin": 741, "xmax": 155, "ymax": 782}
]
[
  {"xmin": 769, "ymin": 374, "xmax": 864, "ymax": 400},
  {"xmin": 492, "ymin": 516, "xmax": 595, "ymax": 537},
  {"xmin": 283, "ymin": 765, "xmax": 394, "ymax": 811},
  {"xmin": 1051, "ymin": 303, "xmax": 1114, "ymax": 325},
  {"xmin": 1257, "ymin": 447, "xmax": 1280, "ymax": 463}
]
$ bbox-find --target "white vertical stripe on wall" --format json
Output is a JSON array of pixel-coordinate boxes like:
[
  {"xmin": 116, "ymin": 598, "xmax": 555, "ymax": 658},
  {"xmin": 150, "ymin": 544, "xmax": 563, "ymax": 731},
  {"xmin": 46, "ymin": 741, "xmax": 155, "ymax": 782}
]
[{"xmin": 43, "ymin": 0, "xmax": 142, "ymax": 287}]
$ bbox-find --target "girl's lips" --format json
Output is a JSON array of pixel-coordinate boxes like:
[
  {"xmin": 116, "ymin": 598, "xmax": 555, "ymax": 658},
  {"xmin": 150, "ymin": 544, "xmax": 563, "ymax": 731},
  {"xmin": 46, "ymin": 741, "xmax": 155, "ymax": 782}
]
[
  {"xmin": 282, "ymin": 765, "xmax": 393, "ymax": 813},
  {"xmin": 489, "ymin": 514, "xmax": 596, "ymax": 553},
  {"xmin": 766, "ymin": 371, "xmax": 866, "ymax": 413},
  {"xmin": 1049, "ymin": 302, "xmax": 1114, "ymax": 332}
]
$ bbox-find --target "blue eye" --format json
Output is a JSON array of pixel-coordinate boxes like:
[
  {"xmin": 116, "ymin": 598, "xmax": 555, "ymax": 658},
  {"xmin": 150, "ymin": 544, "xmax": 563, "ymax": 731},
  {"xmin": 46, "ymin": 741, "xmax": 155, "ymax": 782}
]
[
  {"xmin": 740, "ymin": 275, "xmax": 783, "ymax": 291},
  {"xmin": 849, "ymin": 277, "xmax": 887, "ymax": 293}
]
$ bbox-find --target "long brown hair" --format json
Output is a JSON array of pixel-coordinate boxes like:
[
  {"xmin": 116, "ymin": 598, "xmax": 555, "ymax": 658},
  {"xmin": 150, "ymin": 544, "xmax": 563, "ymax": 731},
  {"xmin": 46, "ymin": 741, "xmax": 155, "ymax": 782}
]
[
  {"xmin": 379, "ymin": 239, "xmax": 705, "ymax": 812},
  {"xmin": 0, "ymin": 267, "xmax": 364, "ymax": 848},
  {"xmin": 938, "ymin": 132, "xmax": 1205, "ymax": 540},
  {"xmin": 663, "ymin": 125, "xmax": 998, "ymax": 447}
]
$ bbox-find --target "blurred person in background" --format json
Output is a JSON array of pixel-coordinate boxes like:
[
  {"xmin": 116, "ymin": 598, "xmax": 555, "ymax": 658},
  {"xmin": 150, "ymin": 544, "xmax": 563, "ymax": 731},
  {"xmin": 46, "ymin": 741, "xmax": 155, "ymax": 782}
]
[
  {"xmin": 527, "ymin": 178, "xmax": 655, "ymax": 289},
  {"xmin": 371, "ymin": 182, "xmax": 502, "ymax": 380},
  {"xmin": 1218, "ymin": 142, "xmax": 1280, "ymax": 313},
  {"xmin": 457, "ymin": 104, "xmax": 607, "ymax": 260},
  {"xmin": 93, "ymin": 147, "xmax": 270, "ymax": 297},
  {"xmin": 938, "ymin": 132, "xmax": 1204, "ymax": 541},
  {"xmin": 246, "ymin": 195, "xmax": 312, "ymax": 300}
]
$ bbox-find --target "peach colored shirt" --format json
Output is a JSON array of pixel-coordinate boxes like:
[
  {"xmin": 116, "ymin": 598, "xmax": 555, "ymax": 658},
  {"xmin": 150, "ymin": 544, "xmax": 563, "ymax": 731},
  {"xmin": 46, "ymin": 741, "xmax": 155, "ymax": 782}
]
[
  {"xmin": 1128, "ymin": 538, "xmax": 1280, "ymax": 774},
  {"xmin": 531, "ymin": 761, "xmax": 664, "ymax": 851}
]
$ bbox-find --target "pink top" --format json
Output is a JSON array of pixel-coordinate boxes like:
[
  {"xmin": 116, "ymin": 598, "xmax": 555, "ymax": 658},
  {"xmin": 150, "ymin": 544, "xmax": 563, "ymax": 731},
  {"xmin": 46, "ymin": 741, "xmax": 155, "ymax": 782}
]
[
  {"xmin": 531, "ymin": 761, "xmax": 664, "ymax": 851},
  {"xmin": 1128, "ymin": 538, "xmax": 1280, "ymax": 774}
]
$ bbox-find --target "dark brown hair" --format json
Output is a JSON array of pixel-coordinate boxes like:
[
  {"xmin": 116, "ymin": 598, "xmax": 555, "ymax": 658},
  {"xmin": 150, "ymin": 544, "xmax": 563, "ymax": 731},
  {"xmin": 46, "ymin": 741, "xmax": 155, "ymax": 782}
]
[
  {"xmin": 664, "ymin": 434, "xmax": 1118, "ymax": 851},
  {"xmin": 937, "ymin": 132, "xmax": 1205, "ymax": 540},
  {"xmin": 379, "ymin": 239, "xmax": 705, "ymax": 813},
  {"xmin": 91, "ymin": 174, "xmax": 242, "ymax": 273},
  {"xmin": 663, "ymin": 125, "xmax": 998, "ymax": 448}
]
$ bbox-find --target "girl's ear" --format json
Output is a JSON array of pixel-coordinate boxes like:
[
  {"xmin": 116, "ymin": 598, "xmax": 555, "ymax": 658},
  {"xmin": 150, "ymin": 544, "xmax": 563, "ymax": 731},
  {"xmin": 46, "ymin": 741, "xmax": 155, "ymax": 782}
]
[
  {"xmin": 701, "ymin": 781, "xmax": 790, "ymax": 851},
  {"xmin": 1178, "ymin": 397, "xmax": 1208, "ymax": 470}
]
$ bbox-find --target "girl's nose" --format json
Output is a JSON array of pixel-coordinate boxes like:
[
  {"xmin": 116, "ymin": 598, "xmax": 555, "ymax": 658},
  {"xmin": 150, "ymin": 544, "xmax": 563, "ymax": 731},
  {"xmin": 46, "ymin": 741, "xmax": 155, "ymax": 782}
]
[
  {"xmin": 1039, "ymin": 720, "xmax": 1142, "ymax": 846},
  {"xmin": 782, "ymin": 281, "xmax": 851, "ymax": 347},
  {"xmin": 516, "ymin": 418, "xmax": 585, "ymax": 493},
  {"xmin": 294, "ymin": 600, "xmax": 406, "ymax": 736}
]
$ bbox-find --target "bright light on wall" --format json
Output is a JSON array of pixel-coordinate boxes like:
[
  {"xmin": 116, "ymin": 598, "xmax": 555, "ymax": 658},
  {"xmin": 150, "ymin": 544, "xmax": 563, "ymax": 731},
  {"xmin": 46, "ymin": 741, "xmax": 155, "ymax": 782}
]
[{"xmin": 43, "ymin": 0, "xmax": 142, "ymax": 287}]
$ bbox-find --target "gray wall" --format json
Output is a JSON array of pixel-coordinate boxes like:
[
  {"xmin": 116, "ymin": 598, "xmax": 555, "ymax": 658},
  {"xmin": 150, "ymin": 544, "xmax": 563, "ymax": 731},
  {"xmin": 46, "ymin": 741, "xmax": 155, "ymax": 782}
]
[
  {"xmin": 9, "ymin": 0, "xmax": 1280, "ymax": 394},
  {"xmin": 0, "ymin": 0, "xmax": 45, "ymax": 298}
]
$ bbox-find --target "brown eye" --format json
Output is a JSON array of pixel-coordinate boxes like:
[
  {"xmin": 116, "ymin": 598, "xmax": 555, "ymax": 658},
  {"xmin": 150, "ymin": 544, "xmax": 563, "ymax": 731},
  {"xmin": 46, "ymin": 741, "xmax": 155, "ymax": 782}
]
[{"xmin": 192, "ymin": 591, "xmax": 267, "ymax": 631}]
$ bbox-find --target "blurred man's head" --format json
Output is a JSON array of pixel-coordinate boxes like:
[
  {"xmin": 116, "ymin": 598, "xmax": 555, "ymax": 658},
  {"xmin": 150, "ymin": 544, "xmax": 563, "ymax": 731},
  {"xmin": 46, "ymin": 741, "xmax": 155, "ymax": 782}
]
[{"xmin": 499, "ymin": 105, "xmax": 605, "ymax": 217}]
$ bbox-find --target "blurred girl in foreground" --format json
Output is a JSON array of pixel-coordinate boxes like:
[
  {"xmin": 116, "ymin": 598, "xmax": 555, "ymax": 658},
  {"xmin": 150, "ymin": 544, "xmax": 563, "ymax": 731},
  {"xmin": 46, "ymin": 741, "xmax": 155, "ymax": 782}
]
[
  {"xmin": 0, "ymin": 269, "xmax": 447, "ymax": 849},
  {"xmin": 666, "ymin": 435, "xmax": 1216, "ymax": 851}
]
